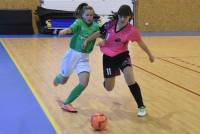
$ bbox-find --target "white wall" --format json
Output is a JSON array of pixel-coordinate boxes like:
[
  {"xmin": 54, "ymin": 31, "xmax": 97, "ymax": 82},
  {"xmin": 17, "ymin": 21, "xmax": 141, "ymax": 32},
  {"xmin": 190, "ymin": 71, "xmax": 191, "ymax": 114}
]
[
  {"xmin": 41, "ymin": 0, "xmax": 134, "ymax": 23},
  {"xmin": 42, "ymin": 0, "xmax": 133, "ymax": 15}
]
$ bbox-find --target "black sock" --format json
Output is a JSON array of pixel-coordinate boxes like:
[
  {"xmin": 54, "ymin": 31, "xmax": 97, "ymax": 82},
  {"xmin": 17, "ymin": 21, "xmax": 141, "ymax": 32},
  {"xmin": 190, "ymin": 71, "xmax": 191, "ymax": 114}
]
[{"xmin": 128, "ymin": 82, "xmax": 144, "ymax": 108}]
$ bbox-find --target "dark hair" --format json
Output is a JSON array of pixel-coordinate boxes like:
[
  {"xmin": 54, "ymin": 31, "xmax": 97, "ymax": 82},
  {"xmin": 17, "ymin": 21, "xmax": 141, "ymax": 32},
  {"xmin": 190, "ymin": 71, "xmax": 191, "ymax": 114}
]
[
  {"xmin": 108, "ymin": 5, "xmax": 133, "ymax": 21},
  {"xmin": 108, "ymin": 11, "xmax": 118, "ymax": 20},
  {"xmin": 117, "ymin": 5, "xmax": 133, "ymax": 17},
  {"xmin": 74, "ymin": 3, "xmax": 88, "ymax": 18},
  {"xmin": 79, "ymin": 6, "xmax": 94, "ymax": 18}
]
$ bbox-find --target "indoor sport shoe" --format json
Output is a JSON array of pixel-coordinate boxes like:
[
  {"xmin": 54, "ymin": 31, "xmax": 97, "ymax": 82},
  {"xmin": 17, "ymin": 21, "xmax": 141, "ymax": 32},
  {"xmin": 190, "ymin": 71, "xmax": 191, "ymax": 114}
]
[
  {"xmin": 61, "ymin": 104, "xmax": 78, "ymax": 113},
  {"xmin": 53, "ymin": 74, "xmax": 64, "ymax": 86},
  {"xmin": 137, "ymin": 106, "xmax": 147, "ymax": 117}
]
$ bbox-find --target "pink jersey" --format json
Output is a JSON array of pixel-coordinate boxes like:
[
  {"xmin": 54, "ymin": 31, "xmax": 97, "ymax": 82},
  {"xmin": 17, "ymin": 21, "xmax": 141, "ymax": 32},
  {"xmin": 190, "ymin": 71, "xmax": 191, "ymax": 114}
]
[{"xmin": 100, "ymin": 21, "xmax": 141, "ymax": 57}]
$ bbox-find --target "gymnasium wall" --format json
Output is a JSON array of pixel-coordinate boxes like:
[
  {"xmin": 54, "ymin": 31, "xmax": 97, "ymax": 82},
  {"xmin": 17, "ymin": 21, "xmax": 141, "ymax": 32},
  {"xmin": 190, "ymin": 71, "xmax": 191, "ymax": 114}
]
[
  {"xmin": 0, "ymin": 0, "xmax": 40, "ymax": 33},
  {"xmin": 41, "ymin": 0, "xmax": 132, "ymax": 15},
  {"xmin": 41, "ymin": 0, "xmax": 133, "ymax": 24},
  {"xmin": 0, "ymin": 0, "xmax": 199, "ymax": 32},
  {"xmin": 136, "ymin": 0, "xmax": 200, "ymax": 32}
]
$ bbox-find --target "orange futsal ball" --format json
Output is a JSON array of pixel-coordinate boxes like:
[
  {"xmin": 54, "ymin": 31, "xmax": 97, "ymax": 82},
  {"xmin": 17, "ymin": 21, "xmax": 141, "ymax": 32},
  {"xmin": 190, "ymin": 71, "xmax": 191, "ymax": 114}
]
[{"xmin": 91, "ymin": 112, "xmax": 108, "ymax": 131}]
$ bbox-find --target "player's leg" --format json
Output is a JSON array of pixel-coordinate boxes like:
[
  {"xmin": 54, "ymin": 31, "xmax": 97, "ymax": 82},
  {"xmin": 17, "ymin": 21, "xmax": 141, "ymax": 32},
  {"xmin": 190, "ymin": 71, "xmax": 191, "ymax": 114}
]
[
  {"xmin": 63, "ymin": 71, "xmax": 89, "ymax": 105},
  {"xmin": 103, "ymin": 77, "xmax": 115, "ymax": 91},
  {"xmin": 53, "ymin": 74, "xmax": 69, "ymax": 86},
  {"xmin": 122, "ymin": 66, "xmax": 147, "ymax": 117},
  {"xmin": 62, "ymin": 53, "xmax": 90, "ymax": 112},
  {"xmin": 61, "ymin": 71, "xmax": 89, "ymax": 112},
  {"xmin": 53, "ymin": 48, "xmax": 79, "ymax": 86},
  {"xmin": 102, "ymin": 54, "xmax": 120, "ymax": 91}
]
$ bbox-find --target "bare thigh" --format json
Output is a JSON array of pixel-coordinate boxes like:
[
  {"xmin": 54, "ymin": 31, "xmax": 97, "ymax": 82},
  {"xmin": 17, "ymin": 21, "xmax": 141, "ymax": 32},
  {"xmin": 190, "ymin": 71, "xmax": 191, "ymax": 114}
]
[{"xmin": 122, "ymin": 66, "xmax": 135, "ymax": 85}]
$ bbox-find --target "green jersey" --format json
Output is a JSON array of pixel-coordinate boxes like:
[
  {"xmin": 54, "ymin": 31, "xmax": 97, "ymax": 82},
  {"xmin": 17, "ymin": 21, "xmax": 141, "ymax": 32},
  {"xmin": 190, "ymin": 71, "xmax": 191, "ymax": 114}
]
[{"xmin": 69, "ymin": 19, "xmax": 99, "ymax": 53}]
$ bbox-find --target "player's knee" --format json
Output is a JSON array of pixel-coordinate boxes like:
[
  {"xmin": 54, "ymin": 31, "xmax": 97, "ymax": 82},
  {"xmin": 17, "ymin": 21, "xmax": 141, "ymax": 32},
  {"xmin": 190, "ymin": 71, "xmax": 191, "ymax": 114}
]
[
  {"xmin": 82, "ymin": 83, "xmax": 88, "ymax": 87},
  {"xmin": 104, "ymin": 83, "xmax": 114, "ymax": 91},
  {"xmin": 80, "ymin": 81, "xmax": 89, "ymax": 88},
  {"xmin": 105, "ymin": 87, "xmax": 113, "ymax": 91},
  {"xmin": 60, "ymin": 81, "xmax": 66, "ymax": 85},
  {"xmin": 60, "ymin": 77, "xmax": 68, "ymax": 85}
]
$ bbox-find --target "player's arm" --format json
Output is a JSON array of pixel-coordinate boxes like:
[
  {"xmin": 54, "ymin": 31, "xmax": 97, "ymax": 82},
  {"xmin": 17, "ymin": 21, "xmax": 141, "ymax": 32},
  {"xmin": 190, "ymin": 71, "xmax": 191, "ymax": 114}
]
[
  {"xmin": 137, "ymin": 39, "xmax": 155, "ymax": 62},
  {"xmin": 82, "ymin": 31, "xmax": 101, "ymax": 49},
  {"xmin": 58, "ymin": 28, "xmax": 72, "ymax": 36},
  {"xmin": 85, "ymin": 31, "xmax": 101, "ymax": 43},
  {"xmin": 59, "ymin": 19, "xmax": 81, "ymax": 36}
]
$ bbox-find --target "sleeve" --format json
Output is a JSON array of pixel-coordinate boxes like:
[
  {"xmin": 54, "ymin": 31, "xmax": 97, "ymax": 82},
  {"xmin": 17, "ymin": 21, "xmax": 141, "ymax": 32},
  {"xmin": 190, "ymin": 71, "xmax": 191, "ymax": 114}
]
[
  {"xmin": 70, "ymin": 19, "xmax": 81, "ymax": 33},
  {"xmin": 99, "ymin": 20, "xmax": 116, "ymax": 39},
  {"xmin": 129, "ymin": 28, "xmax": 142, "ymax": 43},
  {"xmin": 94, "ymin": 22, "xmax": 100, "ymax": 32},
  {"xmin": 99, "ymin": 22, "xmax": 109, "ymax": 39}
]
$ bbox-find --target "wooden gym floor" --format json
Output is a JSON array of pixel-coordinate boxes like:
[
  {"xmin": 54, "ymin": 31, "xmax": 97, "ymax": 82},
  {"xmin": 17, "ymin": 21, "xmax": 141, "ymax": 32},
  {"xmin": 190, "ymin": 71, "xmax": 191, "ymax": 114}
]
[{"xmin": 1, "ymin": 35, "xmax": 200, "ymax": 134}]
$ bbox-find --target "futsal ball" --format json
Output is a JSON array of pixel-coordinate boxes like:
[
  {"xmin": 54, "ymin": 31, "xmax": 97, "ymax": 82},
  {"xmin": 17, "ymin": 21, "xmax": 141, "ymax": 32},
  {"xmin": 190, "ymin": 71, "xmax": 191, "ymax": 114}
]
[{"xmin": 91, "ymin": 112, "xmax": 108, "ymax": 131}]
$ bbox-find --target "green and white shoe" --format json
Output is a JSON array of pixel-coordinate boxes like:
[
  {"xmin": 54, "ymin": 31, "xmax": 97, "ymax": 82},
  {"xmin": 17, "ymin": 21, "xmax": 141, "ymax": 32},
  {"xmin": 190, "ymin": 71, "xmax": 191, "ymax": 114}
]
[{"xmin": 137, "ymin": 106, "xmax": 147, "ymax": 117}]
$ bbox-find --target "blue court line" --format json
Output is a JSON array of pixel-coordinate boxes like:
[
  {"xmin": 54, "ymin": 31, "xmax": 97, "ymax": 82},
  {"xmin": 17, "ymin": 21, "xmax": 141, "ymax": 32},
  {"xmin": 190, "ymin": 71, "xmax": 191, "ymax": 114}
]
[{"xmin": 0, "ymin": 42, "xmax": 57, "ymax": 134}]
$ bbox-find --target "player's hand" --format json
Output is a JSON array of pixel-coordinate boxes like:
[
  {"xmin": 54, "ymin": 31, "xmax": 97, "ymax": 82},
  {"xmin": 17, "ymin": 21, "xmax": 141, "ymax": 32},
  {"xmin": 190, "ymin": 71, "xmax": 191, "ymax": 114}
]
[
  {"xmin": 149, "ymin": 55, "xmax": 155, "ymax": 63},
  {"xmin": 96, "ymin": 39, "xmax": 105, "ymax": 47},
  {"xmin": 58, "ymin": 30, "xmax": 65, "ymax": 36}
]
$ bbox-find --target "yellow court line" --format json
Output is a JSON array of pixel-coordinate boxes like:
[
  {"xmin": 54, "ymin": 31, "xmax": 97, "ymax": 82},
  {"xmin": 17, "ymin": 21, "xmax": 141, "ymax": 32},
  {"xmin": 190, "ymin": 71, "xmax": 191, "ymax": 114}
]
[{"xmin": 1, "ymin": 40, "xmax": 62, "ymax": 134}]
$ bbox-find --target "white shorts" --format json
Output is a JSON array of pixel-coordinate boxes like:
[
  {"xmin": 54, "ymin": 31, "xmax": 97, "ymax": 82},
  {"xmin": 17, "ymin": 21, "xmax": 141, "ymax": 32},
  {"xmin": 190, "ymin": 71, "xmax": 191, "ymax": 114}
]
[{"xmin": 60, "ymin": 48, "xmax": 90, "ymax": 77}]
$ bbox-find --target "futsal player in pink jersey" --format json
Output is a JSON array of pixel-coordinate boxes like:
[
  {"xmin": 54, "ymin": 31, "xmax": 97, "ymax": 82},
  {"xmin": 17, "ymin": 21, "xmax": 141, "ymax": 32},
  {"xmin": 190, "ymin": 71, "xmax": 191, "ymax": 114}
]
[{"xmin": 83, "ymin": 5, "xmax": 155, "ymax": 117}]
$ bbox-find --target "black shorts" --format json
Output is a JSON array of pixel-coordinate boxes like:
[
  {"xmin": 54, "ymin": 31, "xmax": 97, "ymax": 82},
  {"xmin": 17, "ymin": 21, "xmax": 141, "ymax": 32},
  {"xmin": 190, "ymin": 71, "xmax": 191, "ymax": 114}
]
[{"xmin": 103, "ymin": 51, "xmax": 132, "ymax": 78}]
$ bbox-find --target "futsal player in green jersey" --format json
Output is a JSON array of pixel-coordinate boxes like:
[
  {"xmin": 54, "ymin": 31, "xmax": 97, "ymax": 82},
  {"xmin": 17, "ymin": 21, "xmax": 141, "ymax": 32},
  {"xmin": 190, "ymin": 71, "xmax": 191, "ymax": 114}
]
[{"xmin": 53, "ymin": 4, "xmax": 99, "ymax": 112}]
